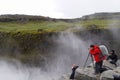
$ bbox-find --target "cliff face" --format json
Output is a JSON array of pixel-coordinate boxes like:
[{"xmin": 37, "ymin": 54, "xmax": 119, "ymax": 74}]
[
  {"xmin": 0, "ymin": 13, "xmax": 120, "ymax": 67},
  {"xmin": 0, "ymin": 28, "xmax": 120, "ymax": 67},
  {"xmin": 0, "ymin": 32, "xmax": 57, "ymax": 67},
  {"xmin": 77, "ymin": 28, "xmax": 120, "ymax": 56}
]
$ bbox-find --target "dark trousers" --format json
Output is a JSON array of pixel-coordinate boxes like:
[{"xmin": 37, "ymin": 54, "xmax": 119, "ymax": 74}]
[
  {"xmin": 70, "ymin": 70, "xmax": 75, "ymax": 79},
  {"xmin": 70, "ymin": 66, "xmax": 79, "ymax": 79},
  {"xmin": 95, "ymin": 61, "xmax": 103, "ymax": 74},
  {"xmin": 110, "ymin": 60, "xmax": 117, "ymax": 66}
]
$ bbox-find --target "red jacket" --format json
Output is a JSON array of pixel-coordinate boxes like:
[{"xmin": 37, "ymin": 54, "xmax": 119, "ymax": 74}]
[{"xmin": 90, "ymin": 45, "xmax": 106, "ymax": 62}]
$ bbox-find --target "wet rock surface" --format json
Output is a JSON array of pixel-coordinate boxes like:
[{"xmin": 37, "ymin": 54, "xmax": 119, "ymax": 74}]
[{"xmin": 60, "ymin": 60, "xmax": 120, "ymax": 80}]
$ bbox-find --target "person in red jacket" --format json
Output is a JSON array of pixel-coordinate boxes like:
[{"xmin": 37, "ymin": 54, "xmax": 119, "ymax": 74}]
[{"xmin": 89, "ymin": 45, "xmax": 106, "ymax": 74}]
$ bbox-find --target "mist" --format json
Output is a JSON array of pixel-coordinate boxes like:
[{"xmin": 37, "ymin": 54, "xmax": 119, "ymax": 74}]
[
  {"xmin": 0, "ymin": 30, "xmax": 93, "ymax": 80},
  {"xmin": 107, "ymin": 19, "xmax": 120, "ymax": 56},
  {"xmin": 0, "ymin": 58, "xmax": 61, "ymax": 80},
  {"xmin": 54, "ymin": 32, "xmax": 89, "ymax": 67},
  {"xmin": 0, "ymin": 26, "xmax": 119, "ymax": 80}
]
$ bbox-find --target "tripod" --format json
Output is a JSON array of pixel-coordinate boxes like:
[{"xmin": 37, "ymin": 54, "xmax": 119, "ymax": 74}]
[{"xmin": 83, "ymin": 53, "xmax": 94, "ymax": 68}]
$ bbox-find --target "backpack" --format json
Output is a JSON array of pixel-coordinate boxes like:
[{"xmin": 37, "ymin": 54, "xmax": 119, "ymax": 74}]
[{"xmin": 99, "ymin": 45, "xmax": 109, "ymax": 56}]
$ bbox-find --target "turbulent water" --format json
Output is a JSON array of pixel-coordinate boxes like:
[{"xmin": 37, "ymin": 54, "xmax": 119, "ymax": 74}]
[{"xmin": 0, "ymin": 27, "xmax": 120, "ymax": 80}]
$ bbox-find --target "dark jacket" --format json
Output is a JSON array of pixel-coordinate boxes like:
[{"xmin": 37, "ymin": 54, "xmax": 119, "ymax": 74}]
[{"xmin": 108, "ymin": 53, "xmax": 118, "ymax": 62}]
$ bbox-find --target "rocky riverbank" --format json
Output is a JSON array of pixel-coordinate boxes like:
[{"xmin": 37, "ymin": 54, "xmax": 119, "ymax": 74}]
[{"xmin": 59, "ymin": 60, "xmax": 120, "ymax": 80}]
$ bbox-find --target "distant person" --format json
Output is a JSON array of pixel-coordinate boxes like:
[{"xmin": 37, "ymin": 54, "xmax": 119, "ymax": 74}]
[
  {"xmin": 70, "ymin": 64, "xmax": 79, "ymax": 80},
  {"xmin": 107, "ymin": 50, "xmax": 118, "ymax": 67},
  {"xmin": 89, "ymin": 45, "xmax": 106, "ymax": 75}
]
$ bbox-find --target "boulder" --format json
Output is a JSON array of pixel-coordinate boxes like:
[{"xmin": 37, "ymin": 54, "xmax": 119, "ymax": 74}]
[
  {"xmin": 114, "ymin": 67, "xmax": 120, "ymax": 73},
  {"xmin": 100, "ymin": 70, "xmax": 114, "ymax": 80},
  {"xmin": 59, "ymin": 60, "xmax": 120, "ymax": 80},
  {"xmin": 75, "ymin": 68, "xmax": 97, "ymax": 80},
  {"xmin": 100, "ymin": 67, "xmax": 120, "ymax": 80},
  {"xmin": 103, "ymin": 60, "xmax": 116, "ymax": 69}
]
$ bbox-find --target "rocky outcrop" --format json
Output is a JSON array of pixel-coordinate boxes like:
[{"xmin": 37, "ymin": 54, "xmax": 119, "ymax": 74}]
[{"xmin": 59, "ymin": 60, "xmax": 120, "ymax": 80}]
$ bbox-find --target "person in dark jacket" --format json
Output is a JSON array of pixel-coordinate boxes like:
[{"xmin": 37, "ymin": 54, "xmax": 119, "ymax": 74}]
[
  {"xmin": 107, "ymin": 50, "xmax": 118, "ymax": 67},
  {"xmin": 89, "ymin": 45, "xmax": 106, "ymax": 75},
  {"xmin": 70, "ymin": 64, "xmax": 79, "ymax": 80}
]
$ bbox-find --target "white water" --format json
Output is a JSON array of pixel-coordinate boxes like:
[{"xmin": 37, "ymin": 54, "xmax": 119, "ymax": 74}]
[{"xmin": 0, "ymin": 59, "xmax": 59, "ymax": 80}]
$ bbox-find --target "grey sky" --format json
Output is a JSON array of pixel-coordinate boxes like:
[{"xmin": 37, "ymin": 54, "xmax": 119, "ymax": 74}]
[{"xmin": 0, "ymin": 0, "xmax": 120, "ymax": 18}]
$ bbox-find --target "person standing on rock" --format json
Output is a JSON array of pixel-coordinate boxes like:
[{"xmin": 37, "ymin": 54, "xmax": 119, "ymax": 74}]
[{"xmin": 89, "ymin": 45, "xmax": 106, "ymax": 75}]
